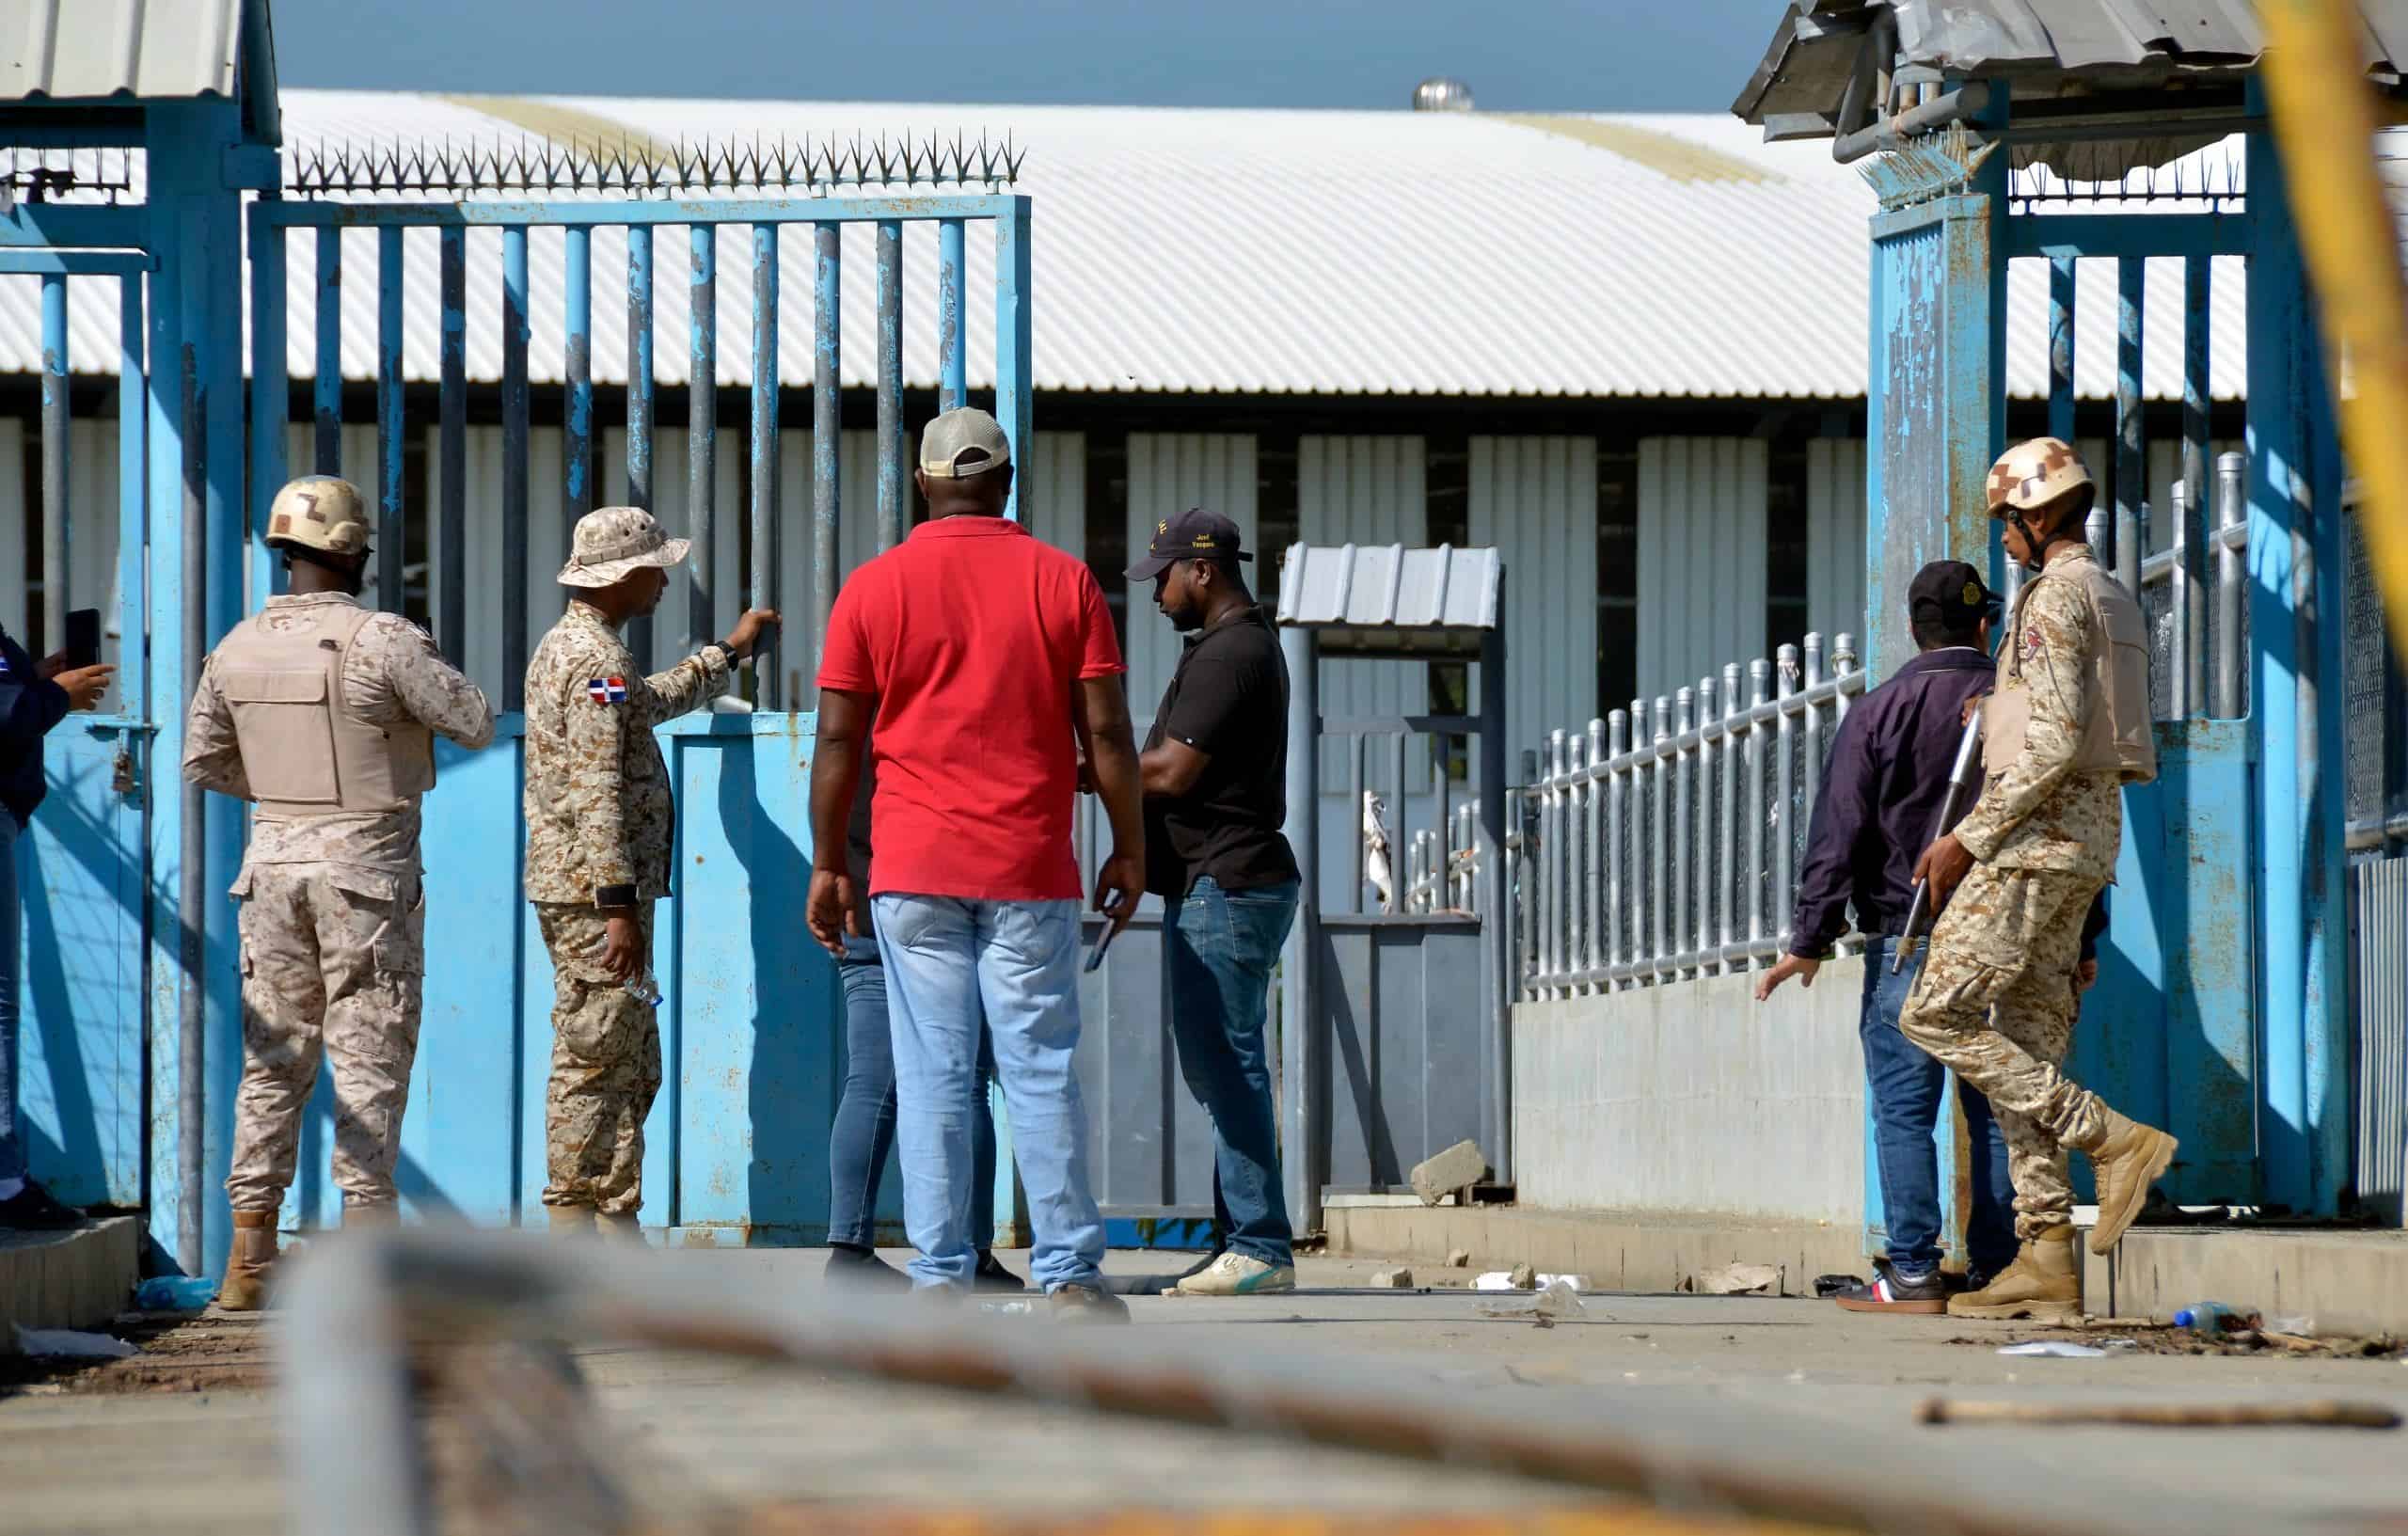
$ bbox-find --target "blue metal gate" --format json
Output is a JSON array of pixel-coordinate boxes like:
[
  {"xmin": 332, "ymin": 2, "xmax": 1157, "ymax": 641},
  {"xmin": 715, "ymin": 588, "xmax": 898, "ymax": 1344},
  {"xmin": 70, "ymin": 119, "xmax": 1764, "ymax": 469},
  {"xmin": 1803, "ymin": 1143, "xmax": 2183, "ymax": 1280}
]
[
  {"xmin": 241, "ymin": 151, "xmax": 1036, "ymax": 1247},
  {"xmin": 1863, "ymin": 116, "xmax": 2349, "ymax": 1221}
]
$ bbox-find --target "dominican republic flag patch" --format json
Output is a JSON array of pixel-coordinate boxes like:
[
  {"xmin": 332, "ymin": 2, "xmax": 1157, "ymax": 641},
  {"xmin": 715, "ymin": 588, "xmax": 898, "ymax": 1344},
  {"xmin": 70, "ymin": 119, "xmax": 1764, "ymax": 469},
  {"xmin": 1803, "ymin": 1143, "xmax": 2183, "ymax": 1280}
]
[{"xmin": 587, "ymin": 676, "xmax": 628, "ymax": 705}]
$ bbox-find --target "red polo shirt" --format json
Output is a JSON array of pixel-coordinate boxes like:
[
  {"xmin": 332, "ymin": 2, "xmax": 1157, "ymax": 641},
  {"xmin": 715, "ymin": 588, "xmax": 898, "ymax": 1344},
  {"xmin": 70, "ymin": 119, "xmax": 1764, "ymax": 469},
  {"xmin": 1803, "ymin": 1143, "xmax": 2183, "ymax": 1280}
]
[{"xmin": 816, "ymin": 516, "xmax": 1124, "ymax": 901}]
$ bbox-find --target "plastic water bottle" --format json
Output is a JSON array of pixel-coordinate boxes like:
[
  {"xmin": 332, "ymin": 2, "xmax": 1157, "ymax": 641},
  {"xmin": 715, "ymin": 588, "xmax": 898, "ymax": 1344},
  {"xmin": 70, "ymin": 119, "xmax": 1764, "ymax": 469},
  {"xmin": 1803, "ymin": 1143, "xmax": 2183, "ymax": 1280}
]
[
  {"xmin": 623, "ymin": 968, "xmax": 663, "ymax": 1008},
  {"xmin": 2172, "ymin": 1301, "xmax": 2261, "ymax": 1338}
]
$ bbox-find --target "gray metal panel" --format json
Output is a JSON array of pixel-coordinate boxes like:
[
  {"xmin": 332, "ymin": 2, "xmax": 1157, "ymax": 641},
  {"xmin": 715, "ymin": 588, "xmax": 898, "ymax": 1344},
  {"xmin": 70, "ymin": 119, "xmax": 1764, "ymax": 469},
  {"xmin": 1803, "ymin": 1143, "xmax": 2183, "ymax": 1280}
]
[
  {"xmin": 0, "ymin": 0, "xmax": 246, "ymax": 101},
  {"xmin": 1805, "ymin": 435, "xmax": 1868, "ymax": 652},
  {"xmin": 1072, "ymin": 918, "xmax": 1220, "ymax": 1219},
  {"xmin": 1321, "ymin": 918, "xmax": 1488, "ymax": 1191},
  {"xmin": 1637, "ymin": 436, "xmax": 1767, "ymax": 695},
  {"xmin": 1470, "ymin": 436, "xmax": 1597, "ymax": 770},
  {"xmin": 1275, "ymin": 544, "xmax": 1505, "ymax": 629},
  {"xmin": 2355, "ymin": 854, "xmax": 2408, "ymax": 1227},
  {"xmin": 1026, "ymin": 429, "xmax": 1088, "ymax": 564},
  {"xmin": 1126, "ymin": 433, "xmax": 1257, "ymax": 722}
]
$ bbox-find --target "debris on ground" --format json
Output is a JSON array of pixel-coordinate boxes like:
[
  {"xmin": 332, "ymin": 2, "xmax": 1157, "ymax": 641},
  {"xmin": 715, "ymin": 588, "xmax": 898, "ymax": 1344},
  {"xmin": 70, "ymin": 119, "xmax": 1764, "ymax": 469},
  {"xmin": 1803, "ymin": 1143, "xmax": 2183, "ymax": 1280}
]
[
  {"xmin": 1507, "ymin": 1262, "xmax": 1537, "ymax": 1290},
  {"xmin": 1998, "ymin": 1340, "xmax": 2110, "ymax": 1358},
  {"xmin": 1681, "ymin": 1262, "xmax": 1782, "ymax": 1296},
  {"xmin": 10, "ymin": 1325, "xmax": 135, "ymax": 1359},
  {"xmin": 1475, "ymin": 1269, "xmax": 1586, "ymax": 1291},
  {"xmin": 1952, "ymin": 1324, "xmax": 2407, "ymax": 1362},
  {"xmin": 1919, "ymin": 1397, "xmax": 2403, "ymax": 1430},
  {"xmin": 0, "ymin": 1311, "xmax": 262, "ymax": 1398},
  {"xmin": 1369, "ymin": 1267, "xmax": 1415, "ymax": 1289},
  {"xmin": 1446, "ymin": 1248, "xmax": 1471, "ymax": 1268},
  {"xmin": 1813, "ymin": 1273, "xmax": 1866, "ymax": 1299},
  {"xmin": 1479, "ymin": 1279, "xmax": 1587, "ymax": 1327},
  {"xmin": 1408, "ymin": 1139, "xmax": 1488, "ymax": 1206}
]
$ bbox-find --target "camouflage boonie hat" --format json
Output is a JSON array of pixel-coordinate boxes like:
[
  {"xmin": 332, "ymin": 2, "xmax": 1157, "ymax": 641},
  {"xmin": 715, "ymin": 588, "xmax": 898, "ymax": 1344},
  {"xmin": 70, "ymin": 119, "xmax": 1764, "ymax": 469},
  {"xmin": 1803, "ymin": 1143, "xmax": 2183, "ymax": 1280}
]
[
  {"xmin": 559, "ymin": 507, "xmax": 692, "ymax": 588},
  {"xmin": 265, "ymin": 476, "xmax": 371, "ymax": 556},
  {"xmin": 1985, "ymin": 436, "xmax": 2093, "ymax": 518}
]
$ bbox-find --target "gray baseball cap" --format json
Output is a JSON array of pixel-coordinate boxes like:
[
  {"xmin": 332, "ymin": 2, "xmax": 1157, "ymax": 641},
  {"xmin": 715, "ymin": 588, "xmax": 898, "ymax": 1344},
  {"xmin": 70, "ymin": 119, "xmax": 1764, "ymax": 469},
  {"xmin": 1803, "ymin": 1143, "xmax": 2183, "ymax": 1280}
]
[{"xmin": 919, "ymin": 407, "xmax": 1012, "ymax": 479}]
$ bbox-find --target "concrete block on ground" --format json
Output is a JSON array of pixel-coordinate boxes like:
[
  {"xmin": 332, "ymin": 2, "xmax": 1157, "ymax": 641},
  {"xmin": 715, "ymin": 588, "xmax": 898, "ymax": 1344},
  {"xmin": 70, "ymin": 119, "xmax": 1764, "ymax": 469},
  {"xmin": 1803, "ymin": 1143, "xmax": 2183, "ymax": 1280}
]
[
  {"xmin": 2089, "ymin": 1228, "xmax": 2408, "ymax": 1338},
  {"xmin": 1410, "ymin": 1139, "xmax": 1488, "ymax": 1205},
  {"xmin": 1369, "ymin": 1267, "xmax": 1414, "ymax": 1289},
  {"xmin": 2, "ymin": 1217, "xmax": 141, "ymax": 1337},
  {"xmin": 1446, "ymin": 1247, "xmax": 1471, "ymax": 1267}
]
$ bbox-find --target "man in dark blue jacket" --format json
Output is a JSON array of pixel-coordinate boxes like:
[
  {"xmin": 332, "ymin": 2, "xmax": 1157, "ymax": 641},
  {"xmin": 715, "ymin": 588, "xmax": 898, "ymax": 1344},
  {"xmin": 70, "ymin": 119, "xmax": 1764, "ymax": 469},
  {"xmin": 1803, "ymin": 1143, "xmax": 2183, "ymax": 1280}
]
[
  {"xmin": 0, "ymin": 619, "xmax": 114, "ymax": 1229},
  {"xmin": 1756, "ymin": 562, "xmax": 2104, "ymax": 1312}
]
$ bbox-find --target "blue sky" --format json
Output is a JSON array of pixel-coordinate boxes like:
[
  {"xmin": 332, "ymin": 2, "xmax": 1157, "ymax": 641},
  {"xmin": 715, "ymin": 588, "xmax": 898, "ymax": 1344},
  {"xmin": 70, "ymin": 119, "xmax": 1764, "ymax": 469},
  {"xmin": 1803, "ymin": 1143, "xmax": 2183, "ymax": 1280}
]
[{"xmin": 273, "ymin": 0, "xmax": 1786, "ymax": 112}]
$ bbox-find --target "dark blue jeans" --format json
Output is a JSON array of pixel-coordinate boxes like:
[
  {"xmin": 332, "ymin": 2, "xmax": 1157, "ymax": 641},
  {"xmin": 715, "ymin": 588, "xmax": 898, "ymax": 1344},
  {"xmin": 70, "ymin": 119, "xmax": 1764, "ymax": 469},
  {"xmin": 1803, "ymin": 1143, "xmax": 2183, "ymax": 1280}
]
[
  {"xmin": 1861, "ymin": 937, "xmax": 2017, "ymax": 1277},
  {"xmin": 828, "ymin": 938, "xmax": 996, "ymax": 1251},
  {"xmin": 1162, "ymin": 876, "xmax": 1299, "ymax": 1267}
]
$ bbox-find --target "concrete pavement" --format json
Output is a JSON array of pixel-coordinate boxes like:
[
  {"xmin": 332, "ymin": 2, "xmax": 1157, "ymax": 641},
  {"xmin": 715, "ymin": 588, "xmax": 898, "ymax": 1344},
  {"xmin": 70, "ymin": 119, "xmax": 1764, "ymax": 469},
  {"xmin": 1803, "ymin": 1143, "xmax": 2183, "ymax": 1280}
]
[{"xmin": 3, "ymin": 1252, "xmax": 2404, "ymax": 1534}]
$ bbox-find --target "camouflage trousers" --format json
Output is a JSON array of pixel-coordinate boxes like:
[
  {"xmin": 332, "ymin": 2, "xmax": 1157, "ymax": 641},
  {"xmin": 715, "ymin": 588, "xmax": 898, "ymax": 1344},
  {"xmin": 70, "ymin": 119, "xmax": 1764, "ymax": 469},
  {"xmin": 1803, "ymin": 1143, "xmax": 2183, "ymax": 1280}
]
[
  {"xmin": 535, "ymin": 902, "xmax": 660, "ymax": 1216},
  {"xmin": 1898, "ymin": 863, "xmax": 2110, "ymax": 1240},
  {"xmin": 226, "ymin": 863, "xmax": 424, "ymax": 1212}
]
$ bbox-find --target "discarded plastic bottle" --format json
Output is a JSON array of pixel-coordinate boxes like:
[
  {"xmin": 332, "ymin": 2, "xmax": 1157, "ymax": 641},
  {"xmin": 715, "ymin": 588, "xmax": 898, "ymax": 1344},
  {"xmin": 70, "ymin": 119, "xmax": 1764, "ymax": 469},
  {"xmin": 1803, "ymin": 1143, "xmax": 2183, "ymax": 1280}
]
[{"xmin": 2172, "ymin": 1302, "xmax": 2261, "ymax": 1339}]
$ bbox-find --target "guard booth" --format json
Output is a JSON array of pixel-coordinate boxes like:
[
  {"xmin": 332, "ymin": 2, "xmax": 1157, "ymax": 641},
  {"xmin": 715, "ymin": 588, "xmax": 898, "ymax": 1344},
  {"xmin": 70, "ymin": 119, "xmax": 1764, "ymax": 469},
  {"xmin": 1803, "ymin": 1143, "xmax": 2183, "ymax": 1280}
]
[
  {"xmin": 1734, "ymin": 2, "xmax": 2406, "ymax": 1225},
  {"xmin": 1275, "ymin": 543, "xmax": 1510, "ymax": 1235},
  {"xmin": 6, "ymin": 0, "xmax": 1038, "ymax": 1281}
]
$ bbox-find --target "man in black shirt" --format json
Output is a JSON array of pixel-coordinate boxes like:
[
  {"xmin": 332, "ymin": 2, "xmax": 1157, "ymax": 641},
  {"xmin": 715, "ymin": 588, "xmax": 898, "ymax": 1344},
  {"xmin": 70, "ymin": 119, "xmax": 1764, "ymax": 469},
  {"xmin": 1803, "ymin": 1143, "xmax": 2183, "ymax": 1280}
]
[{"xmin": 1127, "ymin": 509, "xmax": 1301, "ymax": 1296}]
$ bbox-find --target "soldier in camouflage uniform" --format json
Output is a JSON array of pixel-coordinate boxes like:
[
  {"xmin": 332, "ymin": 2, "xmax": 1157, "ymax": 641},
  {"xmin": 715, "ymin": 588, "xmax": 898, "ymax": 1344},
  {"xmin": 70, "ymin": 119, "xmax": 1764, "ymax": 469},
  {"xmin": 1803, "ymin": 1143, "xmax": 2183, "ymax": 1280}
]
[
  {"xmin": 523, "ymin": 507, "xmax": 776, "ymax": 1237},
  {"xmin": 1897, "ymin": 438, "xmax": 2180, "ymax": 1324},
  {"xmin": 184, "ymin": 477, "xmax": 495, "ymax": 1309}
]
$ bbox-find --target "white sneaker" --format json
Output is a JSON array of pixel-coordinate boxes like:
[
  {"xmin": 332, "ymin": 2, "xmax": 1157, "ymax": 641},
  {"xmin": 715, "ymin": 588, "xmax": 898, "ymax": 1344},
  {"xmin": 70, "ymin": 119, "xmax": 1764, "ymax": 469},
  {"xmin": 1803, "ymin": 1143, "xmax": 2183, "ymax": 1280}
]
[{"xmin": 1172, "ymin": 1251, "xmax": 1296, "ymax": 1296}]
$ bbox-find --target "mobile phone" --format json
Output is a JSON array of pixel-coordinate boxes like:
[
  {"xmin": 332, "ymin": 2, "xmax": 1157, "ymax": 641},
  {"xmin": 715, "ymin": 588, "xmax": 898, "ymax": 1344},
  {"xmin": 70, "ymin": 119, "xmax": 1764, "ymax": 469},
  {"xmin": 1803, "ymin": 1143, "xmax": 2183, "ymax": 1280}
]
[
  {"xmin": 64, "ymin": 608, "xmax": 101, "ymax": 671},
  {"xmin": 1083, "ymin": 922, "xmax": 1118, "ymax": 974}
]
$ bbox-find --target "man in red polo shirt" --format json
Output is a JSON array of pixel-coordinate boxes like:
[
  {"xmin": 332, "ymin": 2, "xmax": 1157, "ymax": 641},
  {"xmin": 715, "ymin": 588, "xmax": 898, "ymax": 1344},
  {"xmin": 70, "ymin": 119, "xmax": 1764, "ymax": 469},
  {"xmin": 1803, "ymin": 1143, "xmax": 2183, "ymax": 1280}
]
[{"xmin": 807, "ymin": 407, "xmax": 1145, "ymax": 1321}]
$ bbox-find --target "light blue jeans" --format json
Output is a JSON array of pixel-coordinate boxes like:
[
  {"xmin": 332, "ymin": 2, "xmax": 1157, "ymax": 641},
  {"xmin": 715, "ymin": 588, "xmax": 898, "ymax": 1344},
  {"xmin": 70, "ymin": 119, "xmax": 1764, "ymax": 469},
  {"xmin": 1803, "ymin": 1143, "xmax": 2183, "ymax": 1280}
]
[
  {"xmin": 0, "ymin": 813, "xmax": 22, "ymax": 1185},
  {"xmin": 873, "ymin": 894, "xmax": 1104, "ymax": 1292}
]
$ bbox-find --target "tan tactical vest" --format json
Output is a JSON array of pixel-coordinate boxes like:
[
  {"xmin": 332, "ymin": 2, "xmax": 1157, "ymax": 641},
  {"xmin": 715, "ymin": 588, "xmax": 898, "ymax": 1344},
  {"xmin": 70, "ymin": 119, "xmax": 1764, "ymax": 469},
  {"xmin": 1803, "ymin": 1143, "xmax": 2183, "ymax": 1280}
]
[
  {"xmin": 1984, "ymin": 558, "xmax": 2158, "ymax": 786},
  {"xmin": 211, "ymin": 603, "xmax": 436, "ymax": 819}
]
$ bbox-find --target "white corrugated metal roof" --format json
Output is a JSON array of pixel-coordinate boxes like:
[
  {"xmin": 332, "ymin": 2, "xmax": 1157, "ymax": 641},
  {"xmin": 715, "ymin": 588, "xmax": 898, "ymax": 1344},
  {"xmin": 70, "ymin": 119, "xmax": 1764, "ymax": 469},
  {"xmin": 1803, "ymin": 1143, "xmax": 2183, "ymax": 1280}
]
[
  {"xmin": 1277, "ymin": 544, "xmax": 1502, "ymax": 632},
  {"xmin": 0, "ymin": 88, "xmax": 2255, "ymax": 401},
  {"xmin": 0, "ymin": 0, "xmax": 245, "ymax": 101}
]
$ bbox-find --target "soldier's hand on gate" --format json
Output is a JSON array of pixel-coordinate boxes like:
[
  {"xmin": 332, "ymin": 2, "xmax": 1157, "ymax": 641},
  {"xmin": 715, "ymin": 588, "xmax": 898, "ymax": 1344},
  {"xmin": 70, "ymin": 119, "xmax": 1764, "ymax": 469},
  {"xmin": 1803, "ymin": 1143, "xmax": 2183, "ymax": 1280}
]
[
  {"xmin": 1094, "ymin": 849, "xmax": 1144, "ymax": 937},
  {"xmin": 1754, "ymin": 953, "xmax": 1818, "ymax": 1003},
  {"xmin": 597, "ymin": 913, "xmax": 642, "ymax": 982},
  {"xmin": 55, "ymin": 663, "xmax": 115, "ymax": 711},
  {"xmin": 807, "ymin": 869, "xmax": 862, "ymax": 956},
  {"xmin": 722, "ymin": 609, "xmax": 782, "ymax": 663},
  {"xmin": 1912, "ymin": 832, "xmax": 1975, "ymax": 909}
]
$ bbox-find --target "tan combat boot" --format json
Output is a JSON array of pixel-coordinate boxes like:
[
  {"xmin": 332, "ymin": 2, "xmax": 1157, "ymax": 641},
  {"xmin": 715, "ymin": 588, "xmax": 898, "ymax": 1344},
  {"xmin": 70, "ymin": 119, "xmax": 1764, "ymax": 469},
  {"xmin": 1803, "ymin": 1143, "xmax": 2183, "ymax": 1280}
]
[
  {"xmin": 546, "ymin": 1203, "xmax": 596, "ymax": 1236},
  {"xmin": 216, "ymin": 1210, "xmax": 279, "ymax": 1312},
  {"xmin": 2083, "ymin": 1110, "xmax": 2179, "ymax": 1254},
  {"xmin": 594, "ymin": 1211, "xmax": 647, "ymax": 1243},
  {"xmin": 1945, "ymin": 1226, "xmax": 2080, "ymax": 1323}
]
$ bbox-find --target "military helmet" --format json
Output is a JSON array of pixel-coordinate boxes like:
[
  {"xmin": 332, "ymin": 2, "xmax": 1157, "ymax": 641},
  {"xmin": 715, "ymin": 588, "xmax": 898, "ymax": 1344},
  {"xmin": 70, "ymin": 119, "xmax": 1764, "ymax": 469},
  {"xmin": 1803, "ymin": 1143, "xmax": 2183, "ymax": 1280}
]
[
  {"xmin": 265, "ymin": 476, "xmax": 371, "ymax": 556},
  {"xmin": 1984, "ymin": 437, "xmax": 2093, "ymax": 519}
]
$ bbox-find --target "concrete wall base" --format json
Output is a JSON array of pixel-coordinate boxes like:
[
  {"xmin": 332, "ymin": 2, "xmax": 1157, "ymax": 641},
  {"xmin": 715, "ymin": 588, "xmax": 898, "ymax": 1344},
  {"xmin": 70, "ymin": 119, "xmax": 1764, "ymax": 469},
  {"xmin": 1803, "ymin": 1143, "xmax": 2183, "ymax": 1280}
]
[
  {"xmin": 1, "ymin": 1216, "xmax": 141, "ymax": 1340},
  {"xmin": 2088, "ymin": 1228, "xmax": 2408, "ymax": 1336},
  {"xmin": 1323, "ymin": 1203, "xmax": 1871, "ymax": 1296}
]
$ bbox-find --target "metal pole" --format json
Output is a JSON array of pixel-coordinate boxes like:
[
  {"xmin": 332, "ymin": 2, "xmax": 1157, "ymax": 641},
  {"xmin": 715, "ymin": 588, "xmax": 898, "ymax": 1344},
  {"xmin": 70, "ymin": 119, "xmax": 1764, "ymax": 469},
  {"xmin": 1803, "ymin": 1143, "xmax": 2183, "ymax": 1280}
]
[
  {"xmin": 2171, "ymin": 478, "xmax": 2194, "ymax": 719},
  {"xmin": 1388, "ymin": 729, "xmax": 1408, "ymax": 915},
  {"xmin": 246, "ymin": 231, "xmax": 285, "ymax": 619},
  {"xmin": 751, "ymin": 225, "xmax": 780, "ymax": 708},
  {"xmin": 314, "ymin": 228, "xmax": 341, "ymax": 477},
  {"xmin": 501, "ymin": 227, "xmax": 530, "ymax": 709},
  {"xmin": 1351, "ymin": 733, "xmax": 1369, "ymax": 916},
  {"xmin": 625, "ymin": 226, "xmax": 655, "ymax": 670},
  {"xmin": 1719, "ymin": 663, "xmax": 1740, "ymax": 969},
  {"xmin": 937, "ymin": 217, "xmax": 967, "ymax": 413},
  {"xmin": 993, "ymin": 198, "xmax": 1035, "ymax": 527},
  {"xmin": 1695, "ymin": 676, "xmax": 1715, "ymax": 976},
  {"xmin": 1833, "ymin": 636, "xmax": 1857, "ymax": 720},
  {"xmin": 1545, "ymin": 729, "xmax": 1565, "ymax": 990},
  {"xmin": 814, "ymin": 224, "xmax": 841, "ymax": 674},
  {"xmin": 1480, "ymin": 624, "xmax": 1510, "ymax": 1182},
  {"xmin": 1605, "ymin": 709, "xmax": 1626, "ymax": 987},
  {"xmin": 1650, "ymin": 696, "xmax": 1670, "ymax": 982},
  {"xmin": 877, "ymin": 219, "xmax": 906, "ymax": 549},
  {"xmin": 2216, "ymin": 451, "xmax": 2246, "ymax": 719},
  {"xmin": 1746, "ymin": 659, "xmax": 1768, "ymax": 961},
  {"xmin": 2115, "ymin": 257, "xmax": 2144, "ymax": 589},
  {"xmin": 40, "ymin": 273, "xmax": 68, "ymax": 651},
  {"xmin": 563, "ymin": 227, "xmax": 593, "ymax": 538},
  {"xmin": 1279, "ymin": 624, "xmax": 1320, "ymax": 1234},
  {"xmin": 1801, "ymin": 635, "xmax": 1825, "ymax": 845},
  {"xmin": 1671, "ymin": 690, "xmax": 1692, "ymax": 977},
  {"xmin": 1579, "ymin": 717, "xmax": 1598, "ymax": 987},
  {"xmin": 376, "ymin": 227, "xmax": 405, "ymax": 614},
  {"xmin": 689, "ymin": 227, "xmax": 719, "ymax": 651},
  {"xmin": 2047, "ymin": 254, "xmax": 2076, "ymax": 447},
  {"xmin": 438, "ymin": 227, "xmax": 467, "ymax": 662},
  {"xmin": 1775, "ymin": 643, "xmax": 1798, "ymax": 948},
  {"xmin": 178, "ymin": 345, "xmax": 204, "ymax": 1276},
  {"xmin": 118, "ymin": 277, "xmax": 145, "ymax": 711}
]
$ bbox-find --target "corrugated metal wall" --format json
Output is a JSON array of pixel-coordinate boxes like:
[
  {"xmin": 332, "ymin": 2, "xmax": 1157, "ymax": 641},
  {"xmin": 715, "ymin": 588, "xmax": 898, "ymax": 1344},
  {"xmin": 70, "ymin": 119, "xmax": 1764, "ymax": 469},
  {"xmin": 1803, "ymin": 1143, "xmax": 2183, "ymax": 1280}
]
[
  {"xmin": 1123, "ymin": 433, "xmax": 1259, "ymax": 721},
  {"xmin": 1469, "ymin": 435, "xmax": 1596, "ymax": 768},
  {"xmin": 1805, "ymin": 436, "xmax": 1867, "ymax": 654},
  {"xmin": 2358, "ymin": 853, "xmax": 2408, "ymax": 1227},
  {"xmin": 1636, "ymin": 436, "xmax": 1766, "ymax": 695},
  {"xmin": 1301, "ymin": 436, "xmax": 1428, "ymax": 800}
]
